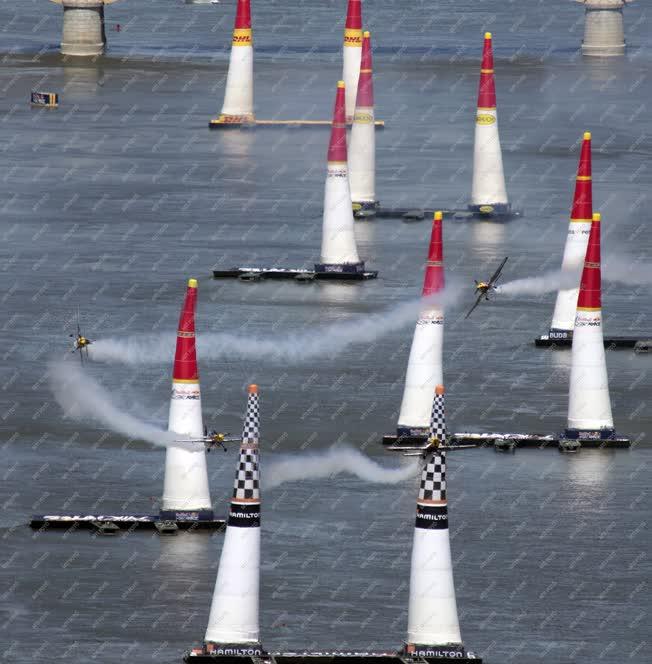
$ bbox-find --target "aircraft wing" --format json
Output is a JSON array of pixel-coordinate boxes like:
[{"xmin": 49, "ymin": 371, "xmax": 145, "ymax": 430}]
[
  {"xmin": 488, "ymin": 257, "xmax": 508, "ymax": 287},
  {"xmin": 465, "ymin": 293, "xmax": 484, "ymax": 319}
]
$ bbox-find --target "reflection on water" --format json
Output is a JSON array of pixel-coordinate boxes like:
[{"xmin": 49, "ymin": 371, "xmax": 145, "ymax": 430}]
[
  {"xmin": 352, "ymin": 216, "xmax": 377, "ymax": 251},
  {"xmin": 470, "ymin": 219, "xmax": 506, "ymax": 249},
  {"xmin": 63, "ymin": 64, "xmax": 103, "ymax": 98},
  {"xmin": 218, "ymin": 128, "xmax": 255, "ymax": 158},
  {"xmin": 156, "ymin": 530, "xmax": 216, "ymax": 573},
  {"xmin": 564, "ymin": 448, "xmax": 617, "ymax": 492}
]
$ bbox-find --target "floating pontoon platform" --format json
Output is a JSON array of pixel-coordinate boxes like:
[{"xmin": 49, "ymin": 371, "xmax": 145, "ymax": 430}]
[
  {"xmin": 535, "ymin": 334, "xmax": 651, "ymax": 350},
  {"xmin": 29, "ymin": 514, "xmax": 226, "ymax": 532},
  {"xmin": 209, "ymin": 119, "xmax": 385, "ymax": 129},
  {"xmin": 382, "ymin": 432, "xmax": 631, "ymax": 451},
  {"xmin": 212, "ymin": 267, "xmax": 378, "ymax": 282},
  {"xmin": 362, "ymin": 206, "xmax": 522, "ymax": 222},
  {"xmin": 185, "ymin": 650, "xmax": 481, "ymax": 663}
]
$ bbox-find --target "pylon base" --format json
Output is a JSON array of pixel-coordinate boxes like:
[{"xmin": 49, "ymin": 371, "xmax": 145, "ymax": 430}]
[
  {"xmin": 352, "ymin": 200, "xmax": 381, "ymax": 219},
  {"xmin": 209, "ymin": 118, "xmax": 385, "ymax": 129},
  {"xmin": 467, "ymin": 202, "xmax": 512, "ymax": 217},
  {"xmin": 212, "ymin": 267, "xmax": 378, "ymax": 282},
  {"xmin": 382, "ymin": 431, "xmax": 631, "ymax": 450},
  {"xmin": 184, "ymin": 650, "xmax": 482, "ymax": 663},
  {"xmin": 372, "ymin": 207, "xmax": 522, "ymax": 222},
  {"xmin": 29, "ymin": 513, "xmax": 226, "ymax": 533},
  {"xmin": 535, "ymin": 332, "xmax": 650, "ymax": 350}
]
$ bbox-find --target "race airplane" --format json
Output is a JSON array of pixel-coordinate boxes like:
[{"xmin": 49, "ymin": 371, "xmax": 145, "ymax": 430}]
[
  {"xmin": 403, "ymin": 436, "xmax": 475, "ymax": 457},
  {"xmin": 465, "ymin": 256, "xmax": 508, "ymax": 319},
  {"xmin": 177, "ymin": 427, "xmax": 238, "ymax": 452},
  {"xmin": 70, "ymin": 314, "xmax": 92, "ymax": 364}
]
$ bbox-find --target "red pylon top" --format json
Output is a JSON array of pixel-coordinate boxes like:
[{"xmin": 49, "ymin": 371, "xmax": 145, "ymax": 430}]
[
  {"xmin": 423, "ymin": 211, "xmax": 445, "ymax": 297},
  {"xmin": 477, "ymin": 32, "xmax": 496, "ymax": 110},
  {"xmin": 345, "ymin": 0, "xmax": 362, "ymax": 30},
  {"xmin": 173, "ymin": 279, "xmax": 199, "ymax": 382},
  {"xmin": 571, "ymin": 132, "xmax": 593, "ymax": 222},
  {"xmin": 355, "ymin": 31, "xmax": 374, "ymax": 108},
  {"xmin": 327, "ymin": 81, "xmax": 348, "ymax": 163},
  {"xmin": 577, "ymin": 213, "xmax": 602, "ymax": 310},
  {"xmin": 234, "ymin": 0, "xmax": 252, "ymax": 30}
]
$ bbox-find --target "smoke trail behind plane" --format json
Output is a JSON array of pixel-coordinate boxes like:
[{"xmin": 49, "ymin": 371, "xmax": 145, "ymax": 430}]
[
  {"xmin": 265, "ymin": 445, "xmax": 419, "ymax": 490},
  {"xmin": 90, "ymin": 285, "xmax": 462, "ymax": 366},
  {"xmin": 48, "ymin": 360, "xmax": 192, "ymax": 450},
  {"xmin": 495, "ymin": 269, "xmax": 579, "ymax": 296},
  {"xmin": 494, "ymin": 255, "xmax": 652, "ymax": 297},
  {"xmin": 603, "ymin": 254, "xmax": 652, "ymax": 286}
]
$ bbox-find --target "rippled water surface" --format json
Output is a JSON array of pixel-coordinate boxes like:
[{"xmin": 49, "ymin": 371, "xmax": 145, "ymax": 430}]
[{"xmin": 0, "ymin": 1, "xmax": 650, "ymax": 662}]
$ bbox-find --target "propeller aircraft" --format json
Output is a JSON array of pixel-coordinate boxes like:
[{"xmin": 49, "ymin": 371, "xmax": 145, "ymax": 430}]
[{"xmin": 465, "ymin": 256, "xmax": 508, "ymax": 319}]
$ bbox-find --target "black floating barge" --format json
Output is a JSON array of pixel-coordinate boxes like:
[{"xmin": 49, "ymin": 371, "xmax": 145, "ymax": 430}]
[
  {"xmin": 212, "ymin": 267, "xmax": 378, "ymax": 282},
  {"xmin": 382, "ymin": 432, "xmax": 631, "ymax": 451},
  {"xmin": 185, "ymin": 651, "xmax": 480, "ymax": 663},
  {"xmin": 29, "ymin": 514, "xmax": 226, "ymax": 533},
  {"xmin": 535, "ymin": 333, "xmax": 651, "ymax": 351},
  {"xmin": 209, "ymin": 119, "xmax": 385, "ymax": 130},
  {"xmin": 363, "ymin": 206, "xmax": 522, "ymax": 222}
]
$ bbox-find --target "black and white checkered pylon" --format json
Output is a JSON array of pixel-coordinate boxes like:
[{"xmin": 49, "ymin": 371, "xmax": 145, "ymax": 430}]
[
  {"xmin": 418, "ymin": 452, "xmax": 446, "ymax": 502},
  {"xmin": 418, "ymin": 388, "xmax": 447, "ymax": 502},
  {"xmin": 429, "ymin": 390, "xmax": 446, "ymax": 447},
  {"xmin": 232, "ymin": 390, "xmax": 260, "ymax": 501},
  {"xmin": 241, "ymin": 390, "xmax": 259, "ymax": 447},
  {"xmin": 232, "ymin": 450, "xmax": 260, "ymax": 501}
]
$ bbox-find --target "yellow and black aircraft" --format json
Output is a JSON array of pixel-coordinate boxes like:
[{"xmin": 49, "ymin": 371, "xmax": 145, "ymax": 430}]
[
  {"xmin": 403, "ymin": 436, "xmax": 476, "ymax": 457},
  {"xmin": 179, "ymin": 427, "xmax": 239, "ymax": 452},
  {"xmin": 465, "ymin": 256, "xmax": 508, "ymax": 319},
  {"xmin": 70, "ymin": 314, "xmax": 92, "ymax": 364}
]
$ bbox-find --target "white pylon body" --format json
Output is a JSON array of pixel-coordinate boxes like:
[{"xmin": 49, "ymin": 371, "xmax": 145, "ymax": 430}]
[
  {"xmin": 397, "ymin": 313, "xmax": 444, "ymax": 435},
  {"xmin": 550, "ymin": 222, "xmax": 591, "ymax": 332},
  {"xmin": 219, "ymin": 0, "xmax": 254, "ymax": 121},
  {"xmin": 321, "ymin": 166, "xmax": 361, "ymax": 265},
  {"xmin": 470, "ymin": 33, "xmax": 509, "ymax": 212},
  {"xmin": 162, "ymin": 385, "xmax": 212, "ymax": 513},
  {"xmin": 342, "ymin": 0, "xmax": 363, "ymax": 121},
  {"xmin": 567, "ymin": 309, "xmax": 613, "ymax": 431},
  {"xmin": 318, "ymin": 81, "xmax": 363, "ymax": 271},
  {"xmin": 221, "ymin": 45, "xmax": 253, "ymax": 119},
  {"xmin": 348, "ymin": 113, "xmax": 375, "ymax": 204},
  {"xmin": 550, "ymin": 132, "xmax": 593, "ymax": 335},
  {"xmin": 471, "ymin": 108, "xmax": 508, "ymax": 208},
  {"xmin": 406, "ymin": 388, "xmax": 465, "ymax": 657},
  {"xmin": 205, "ymin": 386, "xmax": 261, "ymax": 647},
  {"xmin": 205, "ymin": 528, "xmax": 260, "ymax": 644},
  {"xmin": 407, "ymin": 520, "xmax": 462, "ymax": 646},
  {"xmin": 161, "ymin": 280, "xmax": 211, "ymax": 515},
  {"xmin": 349, "ymin": 31, "xmax": 376, "ymax": 207},
  {"xmin": 343, "ymin": 49, "xmax": 361, "ymax": 121}
]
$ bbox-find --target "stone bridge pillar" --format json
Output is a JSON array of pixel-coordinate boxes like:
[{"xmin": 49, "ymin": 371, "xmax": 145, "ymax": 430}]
[
  {"xmin": 575, "ymin": 0, "xmax": 635, "ymax": 56},
  {"xmin": 49, "ymin": 0, "xmax": 120, "ymax": 57}
]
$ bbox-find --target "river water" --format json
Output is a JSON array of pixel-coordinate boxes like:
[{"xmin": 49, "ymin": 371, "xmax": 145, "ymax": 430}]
[{"xmin": 0, "ymin": 1, "xmax": 650, "ymax": 662}]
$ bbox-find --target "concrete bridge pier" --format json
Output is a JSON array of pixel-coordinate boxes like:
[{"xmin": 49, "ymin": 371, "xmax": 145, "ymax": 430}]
[
  {"xmin": 49, "ymin": 0, "xmax": 119, "ymax": 57},
  {"xmin": 576, "ymin": 0, "xmax": 634, "ymax": 56}
]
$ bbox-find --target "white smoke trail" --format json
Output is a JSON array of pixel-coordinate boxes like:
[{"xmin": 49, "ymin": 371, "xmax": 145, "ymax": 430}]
[
  {"xmin": 489, "ymin": 255, "xmax": 652, "ymax": 297},
  {"xmin": 603, "ymin": 254, "xmax": 652, "ymax": 286},
  {"xmin": 90, "ymin": 285, "xmax": 462, "ymax": 366},
  {"xmin": 495, "ymin": 269, "xmax": 579, "ymax": 296},
  {"xmin": 264, "ymin": 445, "xmax": 419, "ymax": 490},
  {"xmin": 47, "ymin": 359, "xmax": 191, "ymax": 449}
]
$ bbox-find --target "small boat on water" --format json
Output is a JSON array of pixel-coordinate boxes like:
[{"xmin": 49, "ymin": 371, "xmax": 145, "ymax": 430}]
[{"xmin": 30, "ymin": 91, "xmax": 58, "ymax": 108}]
